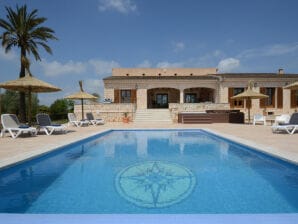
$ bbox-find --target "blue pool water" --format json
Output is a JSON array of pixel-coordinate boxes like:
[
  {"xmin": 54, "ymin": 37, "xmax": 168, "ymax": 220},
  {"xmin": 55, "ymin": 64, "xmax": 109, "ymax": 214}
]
[{"xmin": 0, "ymin": 129, "xmax": 298, "ymax": 214}]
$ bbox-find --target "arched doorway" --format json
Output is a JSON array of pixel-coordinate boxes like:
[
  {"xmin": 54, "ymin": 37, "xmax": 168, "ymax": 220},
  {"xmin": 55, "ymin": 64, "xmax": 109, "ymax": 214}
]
[
  {"xmin": 183, "ymin": 88, "xmax": 215, "ymax": 103},
  {"xmin": 147, "ymin": 88, "xmax": 180, "ymax": 108}
]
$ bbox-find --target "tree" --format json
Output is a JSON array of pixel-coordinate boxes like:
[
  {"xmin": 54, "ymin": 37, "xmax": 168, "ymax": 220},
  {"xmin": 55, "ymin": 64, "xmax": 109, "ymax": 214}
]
[
  {"xmin": 50, "ymin": 99, "xmax": 74, "ymax": 120},
  {"xmin": 0, "ymin": 90, "xmax": 39, "ymax": 119},
  {"xmin": 0, "ymin": 90, "xmax": 19, "ymax": 114},
  {"xmin": 38, "ymin": 105, "xmax": 50, "ymax": 114},
  {"xmin": 0, "ymin": 5, "xmax": 57, "ymax": 122}
]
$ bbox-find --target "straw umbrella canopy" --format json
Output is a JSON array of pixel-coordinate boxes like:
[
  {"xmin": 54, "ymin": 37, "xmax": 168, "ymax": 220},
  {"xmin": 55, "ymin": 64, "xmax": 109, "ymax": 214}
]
[
  {"xmin": 284, "ymin": 81, "xmax": 298, "ymax": 91},
  {"xmin": 231, "ymin": 81, "xmax": 269, "ymax": 123},
  {"xmin": 65, "ymin": 81, "xmax": 97, "ymax": 120},
  {"xmin": 0, "ymin": 69, "xmax": 61, "ymax": 124}
]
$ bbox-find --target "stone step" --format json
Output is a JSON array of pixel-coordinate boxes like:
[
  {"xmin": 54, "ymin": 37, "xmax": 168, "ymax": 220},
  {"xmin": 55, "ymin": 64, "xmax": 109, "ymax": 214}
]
[{"xmin": 134, "ymin": 109, "xmax": 172, "ymax": 123}]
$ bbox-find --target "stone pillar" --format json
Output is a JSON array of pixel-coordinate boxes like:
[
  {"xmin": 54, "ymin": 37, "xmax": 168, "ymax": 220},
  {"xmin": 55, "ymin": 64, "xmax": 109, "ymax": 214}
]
[
  {"xmin": 180, "ymin": 89, "xmax": 184, "ymax": 103},
  {"xmin": 214, "ymin": 83, "xmax": 220, "ymax": 103},
  {"xmin": 219, "ymin": 86, "xmax": 229, "ymax": 103},
  {"xmin": 137, "ymin": 89, "xmax": 147, "ymax": 109},
  {"xmin": 251, "ymin": 87, "xmax": 260, "ymax": 114},
  {"xmin": 283, "ymin": 89, "xmax": 291, "ymax": 113},
  {"xmin": 104, "ymin": 88, "xmax": 114, "ymax": 101}
]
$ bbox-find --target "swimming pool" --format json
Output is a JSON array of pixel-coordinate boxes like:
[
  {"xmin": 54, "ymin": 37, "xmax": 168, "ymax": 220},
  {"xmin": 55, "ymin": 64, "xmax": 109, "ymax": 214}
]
[{"xmin": 0, "ymin": 129, "xmax": 297, "ymax": 213}]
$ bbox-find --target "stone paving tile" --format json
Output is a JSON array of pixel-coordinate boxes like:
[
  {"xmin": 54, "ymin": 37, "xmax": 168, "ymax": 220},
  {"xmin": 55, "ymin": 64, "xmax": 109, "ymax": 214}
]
[{"xmin": 0, "ymin": 123, "xmax": 297, "ymax": 169}]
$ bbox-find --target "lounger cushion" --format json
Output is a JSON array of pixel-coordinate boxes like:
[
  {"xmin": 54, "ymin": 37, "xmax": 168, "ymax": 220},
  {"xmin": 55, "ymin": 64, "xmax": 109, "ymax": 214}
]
[{"xmin": 19, "ymin": 125, "xmax": 30, "ymax": 128}]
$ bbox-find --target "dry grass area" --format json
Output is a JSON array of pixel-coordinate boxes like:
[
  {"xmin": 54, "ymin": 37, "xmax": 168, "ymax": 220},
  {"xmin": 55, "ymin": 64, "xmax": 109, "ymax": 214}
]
[{"xmin": 0, "ymin": 122, "xmax": 297, "ymax": 169}]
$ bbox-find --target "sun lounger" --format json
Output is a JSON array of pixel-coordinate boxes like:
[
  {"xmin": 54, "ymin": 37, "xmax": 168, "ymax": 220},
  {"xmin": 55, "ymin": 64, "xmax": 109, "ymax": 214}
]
[
  {"xmin": 36, "ymin": 113, "xmax": 67, "ymax": 135},
  {"xmin": 67, "ymin": 113, "xmax": 89, "ymax": 127},
  {"xmin": 0, "ymin": 114, "xmax": 37, "ymax": 138},
  {"xmin": 272, "ymin": 112, "xmax": 298, "ymax": 134},
  {"xmin": 86, "ymin": 112, "xmax": 105, "ymax": 125},
  {"xmin": 274, "ymin": 114, "xmax": 291, "ymax": 125}
]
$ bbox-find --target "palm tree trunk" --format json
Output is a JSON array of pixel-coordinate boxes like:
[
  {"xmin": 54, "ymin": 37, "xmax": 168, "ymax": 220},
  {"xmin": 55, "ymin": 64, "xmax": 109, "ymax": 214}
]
[{"xmin": 19, "ymin": 48, "xmax": 27, "ymax": 122}]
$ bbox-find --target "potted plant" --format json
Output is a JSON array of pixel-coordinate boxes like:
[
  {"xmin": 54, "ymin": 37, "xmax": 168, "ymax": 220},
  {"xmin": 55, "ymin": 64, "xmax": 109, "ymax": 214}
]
[{"xmin": 122, "ymin": 112, "xmax": 129, "ymax": 123}]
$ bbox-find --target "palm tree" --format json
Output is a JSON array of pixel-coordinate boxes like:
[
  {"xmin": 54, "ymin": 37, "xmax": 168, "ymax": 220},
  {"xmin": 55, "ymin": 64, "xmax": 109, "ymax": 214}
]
[{"xmin": 0, "ymin": 5, "xmax": 57, "ymax": 122}]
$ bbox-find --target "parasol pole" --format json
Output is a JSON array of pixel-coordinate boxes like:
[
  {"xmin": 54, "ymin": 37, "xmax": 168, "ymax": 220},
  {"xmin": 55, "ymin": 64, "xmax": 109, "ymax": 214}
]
[
  {"xmin": 28, "ymin": 87, "xmax": 32, "ymax": 125},
  {"xmin": 81, "ymin": 98, "xmax": 84, "ymax": 120},
  {"xmin": 79, "ymin": 81, "xmax": 84, "ymax": 120},
  {"xmin": 247, "ymin": 98, "xmax": 251, "ymax": 124}
]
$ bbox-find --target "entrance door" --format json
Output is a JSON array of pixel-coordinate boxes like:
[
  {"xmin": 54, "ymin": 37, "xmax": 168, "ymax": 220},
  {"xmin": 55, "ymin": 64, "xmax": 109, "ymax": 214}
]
[{"xmin": 156, "ymin": 94, "xmax": 168, "ymax": 108}]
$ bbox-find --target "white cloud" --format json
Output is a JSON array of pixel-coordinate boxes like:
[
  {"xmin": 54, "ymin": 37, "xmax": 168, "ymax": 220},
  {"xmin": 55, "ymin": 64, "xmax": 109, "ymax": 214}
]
[
  {"xmin": 137, "ymin": 60, "xmax": 152, "ymax": 68},
  {"xmin": 98, "ymin": 0, "xmax": 137, "ymax": 13},
  {"xmin": 89, "ymin": 59, "xmax": 120, "ymax": 76},
  {"xmin": 0, "ymin": 49, "xmax": 17, "ymax": 61},
  {"xmin": 83, "ymin": 79, "xmax": 104, "ymax": 96},
  {"xmin": 172, "ymin": 41, "xmax": 185, "ymax": 52},
  {"xmin": 218, "ymin": 58, "xmax": 240, "ymax": 72},
  {"xmin": 40, "ymin": 60, "xmax": 87, "ymax": 76},
  {"xmin": 238, "ymin": 42, "xmax": 298, "ymax": 58},
  {"xmin": 156, "ymin": 61, "xmax": 185, "ymax": 68}
]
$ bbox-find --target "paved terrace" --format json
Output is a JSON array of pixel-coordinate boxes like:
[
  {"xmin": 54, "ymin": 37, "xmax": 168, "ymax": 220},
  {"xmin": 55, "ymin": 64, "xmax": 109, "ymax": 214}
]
[{"xmin": 0, "ymin": 123, "xmax": 298, "ymax": 169}]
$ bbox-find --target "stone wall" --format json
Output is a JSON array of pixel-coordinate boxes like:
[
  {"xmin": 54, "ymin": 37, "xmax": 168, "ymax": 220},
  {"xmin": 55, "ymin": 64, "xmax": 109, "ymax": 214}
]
[
  {"xmin": 74, "ymin": 103, "xmax": 136, "ymax": 122},
  {"xmin": 169, "ymin": 103, "xmax": 230, "ymax": 122}
]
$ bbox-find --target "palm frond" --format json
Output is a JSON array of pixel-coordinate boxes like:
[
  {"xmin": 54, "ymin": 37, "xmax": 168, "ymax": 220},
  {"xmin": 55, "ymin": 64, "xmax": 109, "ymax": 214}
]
[{"xmin": 0, "ymin": 4, "xmax": 57, "ymax": 63}]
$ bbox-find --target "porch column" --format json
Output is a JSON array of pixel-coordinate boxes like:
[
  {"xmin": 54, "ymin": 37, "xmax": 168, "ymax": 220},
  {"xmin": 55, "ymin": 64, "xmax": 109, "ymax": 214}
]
[
  {"xmin": 180, "ymin": 89, "xmax": 184, "ymax": 103},
  {"xmin": 137, "ymin": 89, "xmax": 147, "ymax": 109}
]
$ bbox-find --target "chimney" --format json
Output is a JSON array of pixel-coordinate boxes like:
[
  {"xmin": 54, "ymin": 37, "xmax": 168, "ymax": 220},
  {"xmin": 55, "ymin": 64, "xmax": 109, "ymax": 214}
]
[{"xmin": 278, "ymin": 68, "xmax": 284, "ymax": 75}]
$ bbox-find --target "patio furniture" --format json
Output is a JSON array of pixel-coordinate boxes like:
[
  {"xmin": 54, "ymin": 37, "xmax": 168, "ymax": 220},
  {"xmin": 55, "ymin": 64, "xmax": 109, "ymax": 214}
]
[
  {"xmin": 0, "ymin": 114, "xmax": 37, "ymax": 138},
  {"xmin": 253, "ymin": 114, "xmax": 266, "ymax": 125},
  {"xmin": 86, "ymin": 112, "xmax": 105, "ymax": 125},
  {"xmin": 67, "ymin": 113, "xmax": 89, "ymax": 127},
  {"xmin": 178, "ymin": 110, "xmax": 244, "ymax": 124},
  {"xmin": 36, "ymin": 113, "xmax": 67, "ymax": 135},
  {"xmin": 274, "ymin": 114, "xmax": 291, "ymax": 125},
  {"xmin": 272, "ymin": 112, "xmax": 298, "ymax": 134}
]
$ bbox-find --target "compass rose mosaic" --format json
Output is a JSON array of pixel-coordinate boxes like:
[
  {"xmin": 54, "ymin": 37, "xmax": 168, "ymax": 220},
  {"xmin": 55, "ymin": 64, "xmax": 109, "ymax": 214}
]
[{"xmin": 115, "ymin": 161, "xmax": 196, "ymax": 208}]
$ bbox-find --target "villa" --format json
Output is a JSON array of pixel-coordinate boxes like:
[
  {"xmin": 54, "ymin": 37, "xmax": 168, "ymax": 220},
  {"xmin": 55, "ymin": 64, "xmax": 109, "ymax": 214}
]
[{"xmin": 76, "ymin": 68, "xmax": 298, "ymax": 123}]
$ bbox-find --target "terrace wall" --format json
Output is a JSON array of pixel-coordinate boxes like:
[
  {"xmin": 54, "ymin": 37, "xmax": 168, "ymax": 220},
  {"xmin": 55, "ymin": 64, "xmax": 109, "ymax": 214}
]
[
  {"xmin": 169, "ymin": 103, "xmax": 230, "ymax": 122},
  {"xmin": 74, "ymin": 103, "xmax": 136, "ymax": 122}
]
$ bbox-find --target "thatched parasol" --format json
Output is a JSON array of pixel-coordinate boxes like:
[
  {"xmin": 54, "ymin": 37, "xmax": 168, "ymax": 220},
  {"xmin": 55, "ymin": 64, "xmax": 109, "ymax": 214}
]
[
  {"xmin": 0, "ymin": 69, "xmax": 61, "ymax": 124},
  {"xmin": 284, "ymin": 81, "xmax": 298, "ymax": 91},
  {"xmin": 65, "ymin": 81, "xmax": 97, "ymax": 120},
  {"xmin": 231, "ymin": 81, "xmax": 268, "ymax": 123}
]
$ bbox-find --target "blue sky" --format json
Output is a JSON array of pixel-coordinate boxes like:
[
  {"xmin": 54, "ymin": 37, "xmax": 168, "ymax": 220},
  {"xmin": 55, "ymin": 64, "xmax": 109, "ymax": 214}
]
[{"xmin": 0, "ymin": 0, "xmax": 298, "ymax": 105}]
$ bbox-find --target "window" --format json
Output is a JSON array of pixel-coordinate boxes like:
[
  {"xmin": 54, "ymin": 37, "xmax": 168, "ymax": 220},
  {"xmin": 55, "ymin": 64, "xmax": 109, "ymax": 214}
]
[
  {"xmin": 260, "ymin": 88, "xmax": 275, "ymax": 108},
  {"xmin": 121, "ymin": 90, "xmax": 131, "ymax": 103},
  {"xmin": 233, "ymin": 88, "xmax": 244, "ymax": 107},
  {"xmin": 229, "ymin": 88, "xmax": 244, "ymax": 108},
  {"xmin": 185, "ymin": 93, "xmax": 196, "ymax": 103},
  {"xmin": 266, "ymin": 88, "xmax": 275, "ymax": 106}
]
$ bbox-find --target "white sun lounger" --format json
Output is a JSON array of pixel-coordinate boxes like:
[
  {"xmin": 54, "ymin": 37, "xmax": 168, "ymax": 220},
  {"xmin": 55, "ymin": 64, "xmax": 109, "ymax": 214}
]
[
  {"xmin": 67, "ymin": 113, "xmax": 89, "ymax": 127},
  {"xmin": 36, "ymin": 113, "xmax": 67, "ymax": 135},
  {"xmin": 272, "ymin": 112, "xmax": 298, "ymax": 135},
  {"xmin": 0, "ymin": 114, "xmax": 37, "ymax": 138}
]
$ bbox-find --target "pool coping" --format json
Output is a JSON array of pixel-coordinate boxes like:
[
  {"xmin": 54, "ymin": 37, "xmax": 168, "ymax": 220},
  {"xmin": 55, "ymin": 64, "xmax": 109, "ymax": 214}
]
[{"xmin": 0, "ymin": 214, "xmax": 298, "ymax": 224}]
